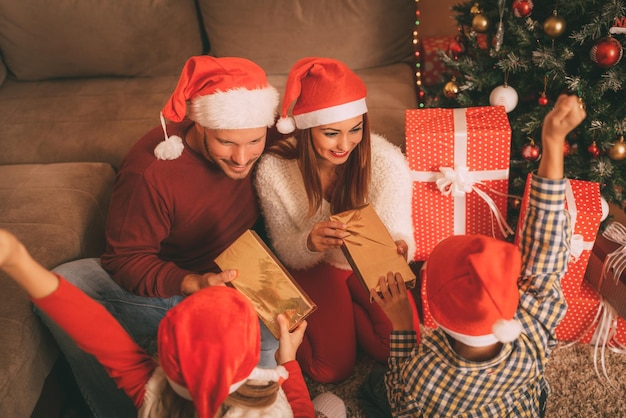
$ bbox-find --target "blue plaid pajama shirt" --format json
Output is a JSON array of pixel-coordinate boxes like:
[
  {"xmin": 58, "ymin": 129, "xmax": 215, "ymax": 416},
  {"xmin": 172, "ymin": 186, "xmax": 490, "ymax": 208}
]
[{"xmin": 386, "ymin": 175, "xmax": 572, "ymax": 417}]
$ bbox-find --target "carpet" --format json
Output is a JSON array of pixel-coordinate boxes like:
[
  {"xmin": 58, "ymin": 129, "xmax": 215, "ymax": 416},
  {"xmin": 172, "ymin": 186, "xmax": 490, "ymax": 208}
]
[{"xmin": 305, "ymin": 338, "xmax": 626, "ymax": 417}]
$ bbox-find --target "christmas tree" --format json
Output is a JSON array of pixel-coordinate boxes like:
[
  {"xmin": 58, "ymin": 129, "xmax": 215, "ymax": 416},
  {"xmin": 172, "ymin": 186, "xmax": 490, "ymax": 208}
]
[{"xmin": 425, "ymin": 0, "xmax": 626, "ymax": 220}]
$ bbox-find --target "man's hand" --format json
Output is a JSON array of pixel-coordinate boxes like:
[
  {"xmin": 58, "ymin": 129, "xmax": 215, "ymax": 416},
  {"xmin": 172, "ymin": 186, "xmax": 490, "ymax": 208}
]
[
  {"xmin": 370, "ymin": 272, "xmax": 414, "ymax": 331},
  {"xmin": 307, "ymin": 220, "xmax": 348, "ymax": 252},
  {"xmin": 275, "ymin": 313, "xmax": 307, "ymax": 365},
  {"xmin": 180, "ymin": 269, "xmax": 237, "ymax": 296}
]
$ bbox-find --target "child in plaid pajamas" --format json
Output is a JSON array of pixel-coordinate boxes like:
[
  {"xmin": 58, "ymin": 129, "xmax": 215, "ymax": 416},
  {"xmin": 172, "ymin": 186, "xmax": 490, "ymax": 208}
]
[{"xmin": 367, "ymin": 94, "xmax": 587, "ymax": 417}]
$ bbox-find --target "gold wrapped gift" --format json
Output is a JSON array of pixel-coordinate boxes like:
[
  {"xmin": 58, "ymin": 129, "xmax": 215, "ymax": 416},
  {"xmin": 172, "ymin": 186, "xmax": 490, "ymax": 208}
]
[
  {"xmin": 215, "ymin": 230, "xmax": 317, "ymax": 339},
  {"xmin": 331, "ymin": 204, "xmax": 416, "ymax": 293}
]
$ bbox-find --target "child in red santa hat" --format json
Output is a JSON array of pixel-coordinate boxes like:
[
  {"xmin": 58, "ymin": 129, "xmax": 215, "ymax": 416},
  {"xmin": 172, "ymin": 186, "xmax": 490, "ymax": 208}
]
[
  {"xmin": 0, "ymin": 229, "xmax": 346, "ymax": 418},
  {"xmin": 363, "ymin": 94, "xmax": 587, "ymax": 417}
]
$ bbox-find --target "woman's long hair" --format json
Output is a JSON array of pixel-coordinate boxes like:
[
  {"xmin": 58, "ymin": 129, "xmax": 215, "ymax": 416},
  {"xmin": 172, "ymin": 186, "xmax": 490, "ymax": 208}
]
[{"xmin": 265, "ymin": 113, "xmax": 371, "ymax": 216}]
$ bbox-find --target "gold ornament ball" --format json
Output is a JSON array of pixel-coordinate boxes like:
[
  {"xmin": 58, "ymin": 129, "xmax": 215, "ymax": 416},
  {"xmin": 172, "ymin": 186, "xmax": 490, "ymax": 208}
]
[
  {"xmin": 543, "ymin": 15, "xmax": 566, "ymax": 37},
  {"xmin": 472, "ymin": 14, "xmax": 490, "ymax": 33},
  {"xmin": 609, "ymin": 137, "xmax": 626, "ymax": 161},
  {"xmin": 443, "ymin": 80, "xmax": 459, "ymax": 98}
]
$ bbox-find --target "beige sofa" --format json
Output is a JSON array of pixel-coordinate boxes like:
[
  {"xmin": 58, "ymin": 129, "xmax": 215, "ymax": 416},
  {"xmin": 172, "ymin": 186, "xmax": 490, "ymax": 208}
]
[{"xmin": 0, "ymin": 1, "xmax": 418, "ymax": 416}]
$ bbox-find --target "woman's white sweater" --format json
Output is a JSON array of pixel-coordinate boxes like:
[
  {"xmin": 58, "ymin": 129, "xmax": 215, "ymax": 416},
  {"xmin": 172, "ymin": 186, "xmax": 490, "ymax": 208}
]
[{"xmin": 254, "ymin": 133, "xmax": 415, "ymax": 271}]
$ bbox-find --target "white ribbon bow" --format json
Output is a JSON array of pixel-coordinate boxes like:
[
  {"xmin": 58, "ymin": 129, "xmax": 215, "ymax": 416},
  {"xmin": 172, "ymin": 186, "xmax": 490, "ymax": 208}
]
[
  {"xmin": 434, "ymin": 166, "xmax": 513, "ymax": 237},
  {"xmin": 565, "ymin": 180, "xmax": 596, "ymax": 262}
]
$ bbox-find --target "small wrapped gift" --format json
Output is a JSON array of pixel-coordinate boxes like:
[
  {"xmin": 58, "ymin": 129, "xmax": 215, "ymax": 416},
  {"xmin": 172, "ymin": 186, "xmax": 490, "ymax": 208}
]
[
  {"xmin": 514, "ymin": 175, "xmax": 602, "ymax": 298},
  {"xmin": 330, "ymin": 204, "xmax": 416, "ymax": 293},
  {"xmin": 406, "ymin": 106, "xmax": 512, "ymax": 261},
  {"xmin": 215, "ymin": 230, "xmax": 317, "ymax": 339},
  {"xmin": 584, "ymin": 221, "xmax": 626, "ymax": 320}
]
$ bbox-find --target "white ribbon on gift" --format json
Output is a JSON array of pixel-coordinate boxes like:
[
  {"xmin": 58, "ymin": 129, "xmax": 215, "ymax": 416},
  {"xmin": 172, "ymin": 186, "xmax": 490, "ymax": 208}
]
[
  {"xmin": 602, "ymin": 221, "xmax": 626, "ymax": 287},
  {"xmin": 565, "ymin": 180, "xmax": 596, "ymax": 262},
  {"xmin": 411, "ymin": 108, "xmax": 513, "ymax": 237},
  {"xmin": 560, "ymin": 221, "xmax": 626, "ymax": 389}
]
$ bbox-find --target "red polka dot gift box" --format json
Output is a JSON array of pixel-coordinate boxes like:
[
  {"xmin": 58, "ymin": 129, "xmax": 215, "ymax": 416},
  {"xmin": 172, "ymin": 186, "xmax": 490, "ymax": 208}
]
[
  {"xmin": 514, "ymin": 174, "xmax": 603, "ymax": 299},
  {"xmin": 555, "ymin": 280, "xmax": 601, "ymax": 343},
  {"xmin": 554, "ymin": 279, "xmax": 626, "ymax": 347},
  {"xmin": 406, "ymin": 106, "xmax": 512, "ymax": 261}
]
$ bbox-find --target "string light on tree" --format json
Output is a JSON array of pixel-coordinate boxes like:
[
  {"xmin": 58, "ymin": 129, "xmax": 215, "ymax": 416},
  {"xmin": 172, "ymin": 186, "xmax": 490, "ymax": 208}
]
[{"xmin": 412, "ymin": 0, "xmax": 425, "ymax": 108}]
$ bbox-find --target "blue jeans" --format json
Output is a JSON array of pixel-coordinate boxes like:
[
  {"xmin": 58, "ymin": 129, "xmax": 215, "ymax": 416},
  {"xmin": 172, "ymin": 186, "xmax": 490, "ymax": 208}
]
[{"xmin": 35, "ymin": 258, "xmax": 278, "ymax": 418}]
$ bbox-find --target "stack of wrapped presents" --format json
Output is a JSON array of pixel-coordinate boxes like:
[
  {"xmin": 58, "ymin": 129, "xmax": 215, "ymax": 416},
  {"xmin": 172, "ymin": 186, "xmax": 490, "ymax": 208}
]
[{"xmin": 406, "ymin": 105, "xmax": 626, "ymax": 351}]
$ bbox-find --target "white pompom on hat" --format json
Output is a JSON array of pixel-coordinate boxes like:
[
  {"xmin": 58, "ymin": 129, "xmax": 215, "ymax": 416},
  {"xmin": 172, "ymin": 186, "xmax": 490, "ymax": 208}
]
[
  {"xmin": 276, "ymin": 57, "xmax": 368, "ymax": 134},
  {"xmin": 155, "ymin": 55, "xmax": 280, "ymax": 160},
  {"xmin": 425, "ymin": 234, "xmax": 524, "ymax": 347}
]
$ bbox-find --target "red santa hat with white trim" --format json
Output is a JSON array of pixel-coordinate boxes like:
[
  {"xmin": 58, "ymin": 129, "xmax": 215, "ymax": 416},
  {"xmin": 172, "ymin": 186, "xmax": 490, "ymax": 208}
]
[
  {"xmin": 155, "ymin": 55, "xmax": 280, "ymax": 160},
  {"xmin": 158, "ymin": 286, "xmax": 289, "ymax": 418},
  {"xmin": 424, "ymin": 234, "xmax": 524, "ymax": 347},
  {"xmin": 276, "ymin": 57, "xmax": 368, "ymax": 134}
]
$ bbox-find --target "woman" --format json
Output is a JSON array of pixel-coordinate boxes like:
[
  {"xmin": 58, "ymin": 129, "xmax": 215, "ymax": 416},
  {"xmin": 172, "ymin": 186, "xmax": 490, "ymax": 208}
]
[
  {"xmin": 254, "ymin": 57, "xmax": 420, "ymax": 383},
  {"xmin": 0, "ymin": 228, "xmax": 345, "ymax": 418}
]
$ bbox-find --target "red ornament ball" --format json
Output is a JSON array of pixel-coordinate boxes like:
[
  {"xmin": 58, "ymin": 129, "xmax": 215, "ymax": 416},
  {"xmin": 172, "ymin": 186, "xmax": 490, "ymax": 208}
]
[
  {"xmin": 512, "ymin": 0, "xmax": 533, "ymax": 18},
  {"xmin": 590, "ymin": 37, "xmax": 623, "ymax": 69},
  {"xmin": 563, "ymin": 140, "xmax": 571, "ymax": 156},
  {"xmin": 448, "ymin": 40, "xmax": 464, "ymax": 59},
  {"xmin": 521, "ymin": 142, "xmax": 541, "ymax": 161},
  {"xmin": 588, "ymin": 142, "xmax": 600, "ymax": 158},
  {"xmin": 538, "ymin": 93, "xmax": 548, "ymax": 106}
]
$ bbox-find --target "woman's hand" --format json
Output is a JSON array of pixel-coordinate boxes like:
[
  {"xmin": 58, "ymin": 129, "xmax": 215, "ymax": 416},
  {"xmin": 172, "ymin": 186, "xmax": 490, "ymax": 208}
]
[
  {"xmin": 370, "ymin": 272, "xmax": 414, "ymax": 331},
  {"xmin": 275, "ymin": 313, "xmax": 307, "ymax": 365},
  {"xmin": 307, "ymin": 220, "xmax": 348, "ymax": 252},
  {"xmin": 395, "ymin": 240, "xmax": 409, "ymax": 261}
]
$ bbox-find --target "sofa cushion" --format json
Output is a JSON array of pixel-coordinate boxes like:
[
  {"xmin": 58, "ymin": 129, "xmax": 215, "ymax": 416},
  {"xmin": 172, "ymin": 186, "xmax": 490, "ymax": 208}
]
[
  {"xmin": 199, "ymin": 0, "xmax": 415, "ymax": 74},
  {"xmin": 0, "ymin": 162, "xmax": 115, "ymax": 417},
  {"xmin": 0, "ymin": 56, "xmax": 6, "ymax": 87},
  {"xmin": 0, "ymin": 76, "xmax": 179, "ymax": 170},
  {"xmin": 0, "ymin": 0, "xmax": 203, "ymax": 80}
]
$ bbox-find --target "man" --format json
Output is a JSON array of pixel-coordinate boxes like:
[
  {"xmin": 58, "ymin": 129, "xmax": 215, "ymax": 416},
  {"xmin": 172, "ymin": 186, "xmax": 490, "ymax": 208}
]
[{"xmin": 36, "ymin": 56, "xmax": 280, "ymax": 418}]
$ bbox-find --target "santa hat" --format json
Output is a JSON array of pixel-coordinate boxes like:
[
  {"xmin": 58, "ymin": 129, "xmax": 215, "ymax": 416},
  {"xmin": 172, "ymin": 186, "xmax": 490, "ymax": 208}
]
[
  {"xmin": 425, "ymin": 235, "xmax": 524, "ymax": 347},
  {"xmin": 158, "ymin": 286, "xmax": 288, "ymax": 418},
  {"xmin": 155, "ymin": 55, "xmax": 280, "ymax": 160},
  {"xmin": 276, "ymin": 57, "xmax": 368, "ymax": 134}
]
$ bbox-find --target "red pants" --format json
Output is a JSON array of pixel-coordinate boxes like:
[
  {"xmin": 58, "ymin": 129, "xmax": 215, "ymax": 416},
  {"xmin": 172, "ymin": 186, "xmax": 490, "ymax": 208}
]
[{"xmin": 293, "ymin": 262, "xmax": 420, "ymax": 383}]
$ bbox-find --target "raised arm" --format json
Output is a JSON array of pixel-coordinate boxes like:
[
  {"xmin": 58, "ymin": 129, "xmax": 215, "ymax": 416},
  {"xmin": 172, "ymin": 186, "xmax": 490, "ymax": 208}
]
[
  {"xmin": 537, "ymin": 94, "xmax": 587, "ymax": 180},
  {"xmin": 0, "ymin": 229, "xmax": 59, "ymax": 298},
  {"xmin": 0, "ymin": 229, "xmax": 155, "ymax": 408}
]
